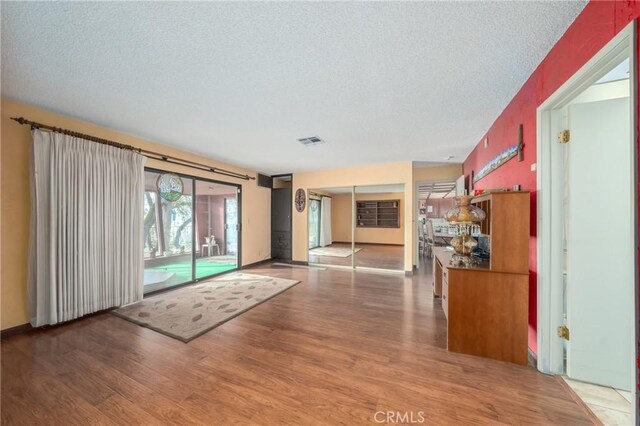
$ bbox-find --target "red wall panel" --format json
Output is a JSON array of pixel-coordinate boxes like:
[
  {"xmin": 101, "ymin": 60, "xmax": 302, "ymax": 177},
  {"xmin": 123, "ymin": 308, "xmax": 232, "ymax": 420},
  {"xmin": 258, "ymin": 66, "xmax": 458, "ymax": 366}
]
[{"xmin": 462, "ymin": 0, "xmax": 640, "ymax": 355}]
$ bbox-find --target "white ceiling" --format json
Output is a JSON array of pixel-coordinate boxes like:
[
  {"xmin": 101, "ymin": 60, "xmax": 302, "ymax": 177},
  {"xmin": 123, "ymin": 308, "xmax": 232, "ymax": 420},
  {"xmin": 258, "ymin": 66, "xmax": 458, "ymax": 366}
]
[{"xmin": 1, "ymin": 1, "xmax": 586, "ymax": 175}]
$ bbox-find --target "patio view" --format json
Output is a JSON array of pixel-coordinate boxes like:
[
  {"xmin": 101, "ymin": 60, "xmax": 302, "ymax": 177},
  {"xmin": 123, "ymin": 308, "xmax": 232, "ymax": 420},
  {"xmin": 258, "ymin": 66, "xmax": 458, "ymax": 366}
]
[{"xmin": 143, "ymin": 171, "xmax": 239, "ymax": 293}]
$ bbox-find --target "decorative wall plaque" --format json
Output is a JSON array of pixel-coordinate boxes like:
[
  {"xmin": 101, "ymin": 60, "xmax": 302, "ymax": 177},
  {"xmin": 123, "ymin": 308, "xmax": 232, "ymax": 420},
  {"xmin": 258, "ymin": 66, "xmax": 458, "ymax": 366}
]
[
  {"xmin": 295, "ymin": 188, "xmax": 306, "ymax": 212},
  {"xmin": 157, "ymin": 173, "xmax": 184, "ymax": 202},
  {"xmin": 474, "ymin": 124, "xmax": 524, "ymax": 183}
]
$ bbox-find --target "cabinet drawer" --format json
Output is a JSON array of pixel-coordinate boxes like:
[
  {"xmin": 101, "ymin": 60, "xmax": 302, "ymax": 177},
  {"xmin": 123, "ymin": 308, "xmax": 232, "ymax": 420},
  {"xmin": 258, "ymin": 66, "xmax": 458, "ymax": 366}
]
[
  {"xmin": 442, "ymin": 280, "xmax": 449, "ymax": 319},
  {"xmin": 442, "ymin": 267, "xmax": 449, "ymax": 284}
]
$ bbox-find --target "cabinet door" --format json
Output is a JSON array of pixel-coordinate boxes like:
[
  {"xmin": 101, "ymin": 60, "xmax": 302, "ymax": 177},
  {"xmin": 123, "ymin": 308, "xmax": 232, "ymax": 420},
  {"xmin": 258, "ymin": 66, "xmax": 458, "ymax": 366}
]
[{"xmin": 442, "ymin": 280, "xmax": 449, "ymax": 319}]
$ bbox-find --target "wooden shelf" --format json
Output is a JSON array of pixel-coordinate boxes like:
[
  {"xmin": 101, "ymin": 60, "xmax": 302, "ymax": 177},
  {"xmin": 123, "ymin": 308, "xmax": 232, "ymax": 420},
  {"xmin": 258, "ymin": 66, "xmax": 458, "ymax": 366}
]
[
  {"xmin": 356, "ymin": 199, "xmax": 400, "ymax": 228},
  {"xmin": 471, "ymin": 191, "xmax": 529, "ymax": 273}
]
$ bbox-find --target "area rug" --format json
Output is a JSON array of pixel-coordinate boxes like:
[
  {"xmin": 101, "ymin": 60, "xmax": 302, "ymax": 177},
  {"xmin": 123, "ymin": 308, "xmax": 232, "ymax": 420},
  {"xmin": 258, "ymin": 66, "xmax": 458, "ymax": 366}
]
[
  {"xmin": 112, "ymin": 273, "xmax": 300, "ymax": 342},
  {"xmin": 309, "ymin": 246, "xmax": 362, "ymax": 258}
]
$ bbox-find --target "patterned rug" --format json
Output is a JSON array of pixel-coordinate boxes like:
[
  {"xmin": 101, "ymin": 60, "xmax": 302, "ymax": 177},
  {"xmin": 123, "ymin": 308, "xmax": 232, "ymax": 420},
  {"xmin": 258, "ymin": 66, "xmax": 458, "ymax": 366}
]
[
  {"xmin": 112, "ymin": 273, "xmax": 300, "ymax": 342},
  {"xmin": 309, "ymin": 246, "xmax": 362, "ymax": 258}
]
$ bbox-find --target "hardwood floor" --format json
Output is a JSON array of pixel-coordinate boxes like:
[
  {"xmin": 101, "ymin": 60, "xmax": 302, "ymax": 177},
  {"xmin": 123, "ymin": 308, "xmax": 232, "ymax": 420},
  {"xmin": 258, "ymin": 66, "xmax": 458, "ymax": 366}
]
[
  {"xmin": 1, "ymin": 263, "xmax": 593, "ymax": 425},
  {"xmin": 309, "ymin": 243, "xmax": 404, "ymax": 270}
]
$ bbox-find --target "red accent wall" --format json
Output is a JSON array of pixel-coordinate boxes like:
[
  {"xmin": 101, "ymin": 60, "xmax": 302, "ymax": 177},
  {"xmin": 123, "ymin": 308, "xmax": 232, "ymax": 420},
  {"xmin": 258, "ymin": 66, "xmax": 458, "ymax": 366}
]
[{"xmin": 462, "ymin": 1, "xmax": 640, "ymax": 357}]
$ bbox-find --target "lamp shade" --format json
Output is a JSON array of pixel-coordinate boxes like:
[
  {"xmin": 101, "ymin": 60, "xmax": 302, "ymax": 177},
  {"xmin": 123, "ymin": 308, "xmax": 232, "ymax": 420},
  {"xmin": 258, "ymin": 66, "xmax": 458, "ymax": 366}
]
[{"xmin": 444, "ymin": 195, "xmax": 486, "ymax": 223}]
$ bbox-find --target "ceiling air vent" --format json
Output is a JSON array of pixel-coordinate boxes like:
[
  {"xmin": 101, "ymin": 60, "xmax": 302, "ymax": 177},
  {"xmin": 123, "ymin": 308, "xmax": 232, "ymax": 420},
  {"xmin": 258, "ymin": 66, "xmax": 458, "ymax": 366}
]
[{"xmin": 297, "ymin": 136, "xmax": 325, "ymax": 146}]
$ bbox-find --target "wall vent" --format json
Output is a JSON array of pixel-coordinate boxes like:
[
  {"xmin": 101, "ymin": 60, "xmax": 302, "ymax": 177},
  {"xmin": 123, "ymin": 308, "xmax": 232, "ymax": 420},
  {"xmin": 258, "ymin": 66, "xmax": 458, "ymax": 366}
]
[{"xmin": 297, "ymin": 136, "xmax": 325, "ymax": 146}]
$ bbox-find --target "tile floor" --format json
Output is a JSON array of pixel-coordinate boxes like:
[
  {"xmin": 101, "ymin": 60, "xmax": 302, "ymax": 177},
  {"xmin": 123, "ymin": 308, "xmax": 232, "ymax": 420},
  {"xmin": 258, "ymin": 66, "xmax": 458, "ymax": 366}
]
[{"xmin": 563, "ymin": 377, "xmax": 633, "ymax": 425}]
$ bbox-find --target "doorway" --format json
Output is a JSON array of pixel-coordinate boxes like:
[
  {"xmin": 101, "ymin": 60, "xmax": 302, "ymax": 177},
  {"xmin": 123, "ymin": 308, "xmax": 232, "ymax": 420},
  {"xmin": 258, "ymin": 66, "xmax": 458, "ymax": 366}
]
[
  {"xmin": 414, "ymin": 179, "xmax": 460, "ymax": 266},
  {"xmin": 271, "ymin": 174, "xmax": 292, "ymax": 260},
  {"xmin": 537, "ymin": 22, "xmax": 636, "ymax": 423}
]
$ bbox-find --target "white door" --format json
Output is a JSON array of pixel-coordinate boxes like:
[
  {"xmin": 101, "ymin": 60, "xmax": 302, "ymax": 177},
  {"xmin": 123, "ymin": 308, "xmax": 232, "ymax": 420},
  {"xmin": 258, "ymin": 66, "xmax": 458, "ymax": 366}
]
[{"xmin": 565, "ymin": 94, "xmax": 633, "ymax": 390}]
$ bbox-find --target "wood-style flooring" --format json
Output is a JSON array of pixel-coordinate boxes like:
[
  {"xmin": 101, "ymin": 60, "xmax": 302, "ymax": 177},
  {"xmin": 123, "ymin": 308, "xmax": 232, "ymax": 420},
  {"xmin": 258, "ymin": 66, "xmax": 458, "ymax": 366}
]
[
  {"xmin": 1, "ymin": 263, "xmax": 593, "ymax": 425},
  {"xmin": 308, "ymin": 243, "xmax": 404, "ymax": 270}
]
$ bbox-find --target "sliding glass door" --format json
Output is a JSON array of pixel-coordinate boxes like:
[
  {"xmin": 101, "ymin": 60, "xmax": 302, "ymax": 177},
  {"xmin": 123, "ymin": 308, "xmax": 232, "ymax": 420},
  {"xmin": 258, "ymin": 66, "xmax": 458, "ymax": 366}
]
[
  {"xmin": 194, "ymin": 181, "xmax": 238, "ymax": 280},
  {"xmin": 143, "ymin": 171, "xmax": 194, "ymax": 292},
  {"xmin": 143, "ymin": 169, "xmax": 240, "ymax": 293}
]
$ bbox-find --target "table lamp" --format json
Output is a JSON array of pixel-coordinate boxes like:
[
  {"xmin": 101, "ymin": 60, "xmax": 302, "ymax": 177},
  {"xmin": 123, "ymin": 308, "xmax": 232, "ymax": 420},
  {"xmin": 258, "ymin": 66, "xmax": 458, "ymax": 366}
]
[{"xmin": 444, "ymin": 195, "xmax": 486, "ymax": 267}]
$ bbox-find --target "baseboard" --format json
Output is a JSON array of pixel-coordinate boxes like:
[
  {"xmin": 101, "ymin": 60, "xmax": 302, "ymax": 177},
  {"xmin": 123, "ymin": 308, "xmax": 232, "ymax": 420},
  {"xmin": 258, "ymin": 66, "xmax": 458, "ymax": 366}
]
[
  {"xmin": 241, "ymin": 258, "xmax": 273, "ymax": 269},
  {"xmin": 528, "ymin": 348, "xmax": 537, "ymax": 368},
  {"xmin": 286, "ymin": 260, "xmax": 309, "ymax": 266},
  {"xmin": 1, "ymin": 322, "xmax": 33, "ymax": 339},
  {"xmin": 331, "ymin": 241, "xmax": 404, "ymax": 246}
]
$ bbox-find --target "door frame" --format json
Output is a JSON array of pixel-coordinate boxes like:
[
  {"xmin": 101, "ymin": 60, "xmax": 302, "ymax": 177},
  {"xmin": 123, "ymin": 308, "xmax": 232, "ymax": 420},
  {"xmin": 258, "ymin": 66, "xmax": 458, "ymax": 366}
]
[
  {"xmin": 413, "ymin": 179, "xmax": 458, "ymax": 268},
  {"xmin": 224, "ymin": 196, "xmax": 240, "ymax": 256},
  {"xmin": 307, "ymin": 198, "xmax": 322, "ymax": 250},
  {"xmin": 536, "ymin": 20, "xmax": 637, "ymax": 407}
]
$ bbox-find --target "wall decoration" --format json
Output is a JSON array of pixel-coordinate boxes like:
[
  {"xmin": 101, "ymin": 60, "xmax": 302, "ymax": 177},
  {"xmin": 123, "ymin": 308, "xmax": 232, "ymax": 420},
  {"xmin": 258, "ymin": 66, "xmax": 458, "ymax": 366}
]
[
  {"xmin": 157, "ymin": 173, "xmax": 184, "ymax": 202},
  {"xmin": 474, "ymin": 124, "xmax": 524, "ymax": 183},
  {"xmin": 295, "ymin": 188, "xmax": 306, "ymax": 212}
]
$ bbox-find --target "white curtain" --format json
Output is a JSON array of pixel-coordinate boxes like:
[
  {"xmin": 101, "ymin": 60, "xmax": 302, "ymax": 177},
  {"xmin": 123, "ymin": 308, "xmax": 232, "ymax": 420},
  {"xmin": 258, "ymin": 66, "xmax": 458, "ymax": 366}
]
[
  {"xmin": 28, "ymin": 129, "xmax": 146, "ymax": 327},
  {"xmin": 319, "ymin": 196, "xmax": 332, "ymax": 247}
]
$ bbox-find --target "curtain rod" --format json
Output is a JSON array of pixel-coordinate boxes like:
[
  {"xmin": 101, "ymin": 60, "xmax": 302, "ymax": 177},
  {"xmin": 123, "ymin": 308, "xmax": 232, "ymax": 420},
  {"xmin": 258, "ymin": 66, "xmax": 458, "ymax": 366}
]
[{"xmin": 10, "ymin": 117, "xmax": 255, "ymax": 181}]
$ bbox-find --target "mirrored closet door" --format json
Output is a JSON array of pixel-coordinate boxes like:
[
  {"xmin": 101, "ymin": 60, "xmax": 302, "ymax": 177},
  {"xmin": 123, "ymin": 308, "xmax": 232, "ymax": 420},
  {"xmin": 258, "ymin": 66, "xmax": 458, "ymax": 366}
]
[{"xmin": 354, "ymin": 184, "xmax": 404, "ymax": 271}]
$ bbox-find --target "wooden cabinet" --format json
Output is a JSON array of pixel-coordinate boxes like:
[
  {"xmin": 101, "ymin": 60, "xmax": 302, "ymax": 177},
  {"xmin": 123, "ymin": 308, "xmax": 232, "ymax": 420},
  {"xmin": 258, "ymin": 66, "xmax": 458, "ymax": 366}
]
[
  {"xmin": 471, "ymin": 191, "xmax": 529, "ymax": 273},
  {"xmin": 433, "ymin": 256, "xmax": 444, "ymax": 297},
  {"xmin": 442, "ymin": 270, "xmax": 449, "ymax": 319},
  {"xmin": 356, "ymin": 200, "xmax": 400, "ymax": 228},
  {"xmin": 447, "ymin": 268, "xmax": 528, "ymax": 364},
  {"xmin": 433, "ymin": 191, "xmax": 530, "ymax": 365}
]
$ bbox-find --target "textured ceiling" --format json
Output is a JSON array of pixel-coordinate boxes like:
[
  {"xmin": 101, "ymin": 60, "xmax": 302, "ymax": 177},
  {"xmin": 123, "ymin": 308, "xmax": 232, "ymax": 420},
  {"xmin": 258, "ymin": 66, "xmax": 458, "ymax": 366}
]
[{"xmin": 1, "ymin": 1, "xmax": 586, "ymax": 175}]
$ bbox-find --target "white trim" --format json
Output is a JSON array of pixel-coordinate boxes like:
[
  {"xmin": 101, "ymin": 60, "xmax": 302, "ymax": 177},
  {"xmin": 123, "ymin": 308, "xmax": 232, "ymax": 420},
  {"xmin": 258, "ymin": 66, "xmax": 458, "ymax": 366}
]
[{"xmin": 536, "ymin": 20, "xmax": 637, "ymax": 422}]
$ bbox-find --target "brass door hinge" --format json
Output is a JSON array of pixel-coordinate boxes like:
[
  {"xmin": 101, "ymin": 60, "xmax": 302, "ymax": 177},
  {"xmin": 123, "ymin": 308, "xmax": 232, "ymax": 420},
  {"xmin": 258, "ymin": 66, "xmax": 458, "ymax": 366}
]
[
  {"xmin": 557, "ymin": 325, "xmax": 570, "ymax": 341},
  {"xmin": 558, "ymin": 130, "xmax": 570, "ymax": 144}
]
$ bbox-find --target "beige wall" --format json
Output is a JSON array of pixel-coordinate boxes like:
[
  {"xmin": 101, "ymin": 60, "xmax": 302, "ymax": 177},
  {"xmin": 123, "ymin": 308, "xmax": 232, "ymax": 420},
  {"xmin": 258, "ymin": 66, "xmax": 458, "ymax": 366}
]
[
  {"xmin": 272, "ymin": 177, "xmax": 292, "ymax": 189},
  {"xmin": 331, "ymin": 192, "xmax": 404, "ymax": 245},
  {"xmin": 294, "ymin": 163, "xmax": 463, "ymax": 272},
  {"xmin": 0, "ymin": 99, "xmax": 271, "ymax": 330},
  {"xmin": 331, "ymin": 193, "xmax": 352, "ymax": 242},
  {"xmin": 412, "ymin": 164, "xmax": 462, "ymax": 183},
  {"xmin": 292, "ymin": 162, "xmax": 414, "ymax": 271}
]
